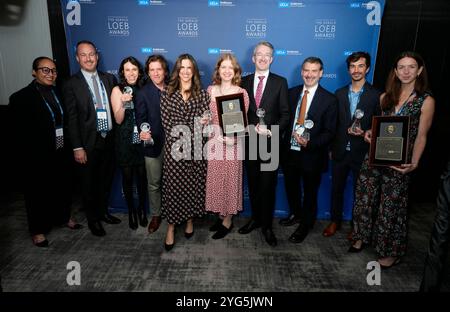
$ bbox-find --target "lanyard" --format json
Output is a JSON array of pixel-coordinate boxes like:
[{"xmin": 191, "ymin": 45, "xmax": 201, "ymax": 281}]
[
  {"xmin": 37, "ymin": 87, "xmax": 64, "ymax": 127},
  {"xmin": 87, "ymin": 77, "xmax": 108, "ymax": 109},
  {"xmin": 395, "ymin": 91, "xmax": 416, "ymax": 116}
]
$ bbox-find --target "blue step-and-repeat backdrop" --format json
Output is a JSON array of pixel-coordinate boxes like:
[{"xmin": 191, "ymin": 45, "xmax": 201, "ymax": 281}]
[{"xmin": 61, "ymin": 0, "xmax": 385, "ymax": 220}]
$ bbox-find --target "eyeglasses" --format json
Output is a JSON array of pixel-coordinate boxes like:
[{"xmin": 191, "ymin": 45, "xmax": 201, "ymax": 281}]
[
  {"xmin": 37, "ymin": 67, "xmax": 58, "ymax": 75},
  {"xmin": 255, "ymin": 53, "xmax": 272, "ymax": 58}
]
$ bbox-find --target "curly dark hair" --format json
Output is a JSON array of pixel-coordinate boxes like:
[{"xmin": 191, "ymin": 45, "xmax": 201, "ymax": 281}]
[{"xmin": 117, "ymin": 56, "xmax": 145, "ymax": 90}]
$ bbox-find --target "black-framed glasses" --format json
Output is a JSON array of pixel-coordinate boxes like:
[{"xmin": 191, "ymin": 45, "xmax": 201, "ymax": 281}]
[{"xmin": 37, "ymin": 67, "xmax": 58, "ymax": 75}]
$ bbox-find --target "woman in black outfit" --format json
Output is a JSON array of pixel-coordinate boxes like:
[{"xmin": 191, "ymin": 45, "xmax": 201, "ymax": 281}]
[
  {"xmin": 9, "ymin": 56, "xmax": 81, "ymax": 247},
  {"xmin": 111, "ymin": 56, "xmax": 147, "ymax": 229}
]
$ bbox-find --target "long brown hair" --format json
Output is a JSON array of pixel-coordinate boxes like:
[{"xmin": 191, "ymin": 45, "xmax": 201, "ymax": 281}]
[
  {"xmin": 167, "ymin": 54, "xmax": 202, "ymax": 99},
  {"xmin": 381, "ymin": 51, "xmax": 429, "ymax": 111},
  {"xmin": 212, "ymin": 53, "xmax": 242, "ymax": 86}
]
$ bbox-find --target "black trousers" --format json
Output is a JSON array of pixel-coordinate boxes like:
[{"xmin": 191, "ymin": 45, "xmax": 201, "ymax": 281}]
[
  {"xmin": 420, "ymin": 158, "xmax": 450, "ymax": 292},
  {"xmin": 282, "ymin": 150, "xmax": 322, "ymax": 228},
  {"xmin": 25, "ymin": 148, "xmax": 72, "ymax": 235},
  {"xmin": 79, "ymin": 132, "xmax": 115, "ymax": 222},
  {"xmin": 330, "ymin": 152, "xmax": 361, "ymax": 223}
]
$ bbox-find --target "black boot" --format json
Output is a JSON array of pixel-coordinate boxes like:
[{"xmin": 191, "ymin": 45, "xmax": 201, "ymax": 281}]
[
  {"xmin": 138, "ymin": 207, "xmax": 148, "ymax": 227},
  {"xmin": 128, "ymin": 208, "xmax": 138, "ymax": 230}
]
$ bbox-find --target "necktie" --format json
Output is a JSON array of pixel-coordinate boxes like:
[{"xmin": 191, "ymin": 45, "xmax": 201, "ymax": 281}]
[
  {"xmin": 92, "ymin": 73, "xmax": 103, "ymax": 109},
  {"xmin": 296, "ymin": 90, "xmax": 309, "ymax": 125},
  {"xmin": 254, "ymin": 75, "xmax": 265, "ymax": 108}
]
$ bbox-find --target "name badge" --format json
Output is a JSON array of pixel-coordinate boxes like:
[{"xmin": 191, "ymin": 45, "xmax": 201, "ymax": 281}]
[
  {"xmin": 55, "ymin": 126, "xmax": 64, "ymax": 149},
  {"xmin": 132, "ymin": 125, "xmax": 140, "ymax": 144},
  {"xmin": 56, "ymin": 127, "xmax": 64, "ymax": 137},
  {"xmin": 96, "ymin": 108, "xmax": 109, "ymax": 132}
]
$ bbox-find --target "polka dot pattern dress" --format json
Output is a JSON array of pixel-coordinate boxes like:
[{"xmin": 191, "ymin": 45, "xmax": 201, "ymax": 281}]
[
  {"xmin": 204, "ymin": 86, "xmax": 249, "ymax": 216},
  {"xmin": 160, "ymin": 89, "xmax": 210, "ymax": 224}
]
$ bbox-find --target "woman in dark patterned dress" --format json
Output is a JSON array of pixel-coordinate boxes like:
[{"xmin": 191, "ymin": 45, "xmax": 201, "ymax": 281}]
[
  {"xmin": 111, "ymin": 57, "xmax": 147, "ymax": 230},
  {"xmin": 160, "ymin": 54, "xmax": 210, "ymax": 251},
  {"xmin": 349, "ymin": 52, "xmax": 435, "ymax": 268}
]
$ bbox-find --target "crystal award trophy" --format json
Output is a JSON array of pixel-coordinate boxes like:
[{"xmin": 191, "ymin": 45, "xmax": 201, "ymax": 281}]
[
  {"xmin": 202, "ymin": 109, "xmax": 212, "ymax": 135},
  {"xmin": 351, "ymin": 109, "xmax": 364, "ymax": 132},
  {"xmin": 140, "ymin": 122, "xmax": 154, "ymax": 146},
  {"xmin": 123, "ymin": 86, "xmax": 133, "ymax": 109}
]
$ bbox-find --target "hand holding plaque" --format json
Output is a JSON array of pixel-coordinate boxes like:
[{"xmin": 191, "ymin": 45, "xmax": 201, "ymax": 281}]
[
  {"xmin": 215, "ymin": 93, "xmax": 247, "ymax": 137},
  {"xmin": 368, "ymin": 116, "xmax": 410, "ymax": 166}
]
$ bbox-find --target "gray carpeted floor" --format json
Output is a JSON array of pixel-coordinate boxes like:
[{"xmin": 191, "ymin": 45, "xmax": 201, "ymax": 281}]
[{"xmin": 0, "ymin": 193, "xmax": 449, "ymax": 292}]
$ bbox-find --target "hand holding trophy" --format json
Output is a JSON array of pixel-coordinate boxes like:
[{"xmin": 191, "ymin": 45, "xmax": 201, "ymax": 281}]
[
  {"xmin": 202, "ymin": 109, "xmax": 212, "ymax": 135},
  {"xmin": 140, "ymin": 122, "xmax": 154, "ymax": 146},
  {"xmin": 294, "ymin": 119, "xmax": 314, "ymax": 142},
  {"xmin": 351, "ymin": 109, "xmax": 364, "ymax": 132},
  {"xmin": 122, "ymin": 86, "xmax": 133, "ymax": 109}
]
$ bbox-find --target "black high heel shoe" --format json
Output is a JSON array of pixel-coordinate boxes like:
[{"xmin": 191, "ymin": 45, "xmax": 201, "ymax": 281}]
[
  {"xmin": 348, "ymin": 241, "xmax": 366, "ymax": 253},
  {"xmin": 164, "ymin": 242, "xmax": 174, "ymax": 251},
  {"xmin": 184, "ymin": 231, "xmax": 194, "ymax": 239}
]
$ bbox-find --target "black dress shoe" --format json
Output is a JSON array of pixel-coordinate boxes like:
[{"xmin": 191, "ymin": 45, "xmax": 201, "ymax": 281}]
[
  {"xmin": 262, "ymin": 228, "xmax": 277, "ymax": 247},
  {"xmin": 88, "ymin": 221, "xmax": 106, "ymax": 237},
  {"xmin": 238, "ymin": 220, "xmax": 261, "ymax": 234},
  {"xmin": 279, "ymin": 214, "xmax": 300, "ymax": 227},
  {"xmin": 102, "ymin": 214, "xmax": 121, "ymax": 224},
  {"xmin": 288, "ymin": 225, "xmax": 309, "ymax": 244},
  {"xmin": 209, "ymin": 218, "xmax": 223, "ymax": 232},
  {"xmin": 184, "ymin": 231, "xmax": 194, "ymax": 239},
  {"xmin": 212, "ymin": 223, "xmax": 233, "ymax": 240}
]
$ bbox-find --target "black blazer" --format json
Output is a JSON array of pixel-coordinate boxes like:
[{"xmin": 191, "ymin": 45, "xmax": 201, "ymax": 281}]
[
  {"xmin": 331, "ymin": 82, "xmax": 381, "ymax": 164},
  {"xmin": 241, "ymin": 72, "xmax": 290, "ymax": 134},
  {"xmin": 9, "ymin": 82, "xmax": 67, "ymax": 162},
  {"xmin": 62, "ymin": 71, "xmax": 117, "ymax": 153},
  {"xmin": 282, "ymin": 84, "xmax": 338, "ymax": 173},
  {"xmin": 134, "ymin": 80, "xmax": 164, "ymax": 158}
]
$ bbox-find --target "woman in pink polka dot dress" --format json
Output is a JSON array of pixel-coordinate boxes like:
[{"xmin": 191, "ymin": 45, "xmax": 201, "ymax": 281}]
[{"xmin": 204, "ymin": 53, "xmax": 249, "ymax": 239}]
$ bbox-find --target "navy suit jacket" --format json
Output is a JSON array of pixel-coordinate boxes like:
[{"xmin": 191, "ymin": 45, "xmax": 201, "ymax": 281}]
[
  {"xmin": 282, "ymin": 84, "xmax": 338, "ymax": 173},
  {"xmin": 62, "ymin": 70, "xmax": 117, "ymax": 153},
  {"xmin": 134, "ymin": 80, "xmax": 164, "ymax": 157},
  {"xmin": 331, "ymin": 82, "xmax": 381, "ymax": 164}
]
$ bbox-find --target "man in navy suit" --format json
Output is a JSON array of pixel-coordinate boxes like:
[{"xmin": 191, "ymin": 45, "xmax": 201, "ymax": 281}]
[
  {"xmin": 280, "ymin": 57, "xmax": 337, "ymax": 243},
  {"xmin": 238, "ymin": 41, "xmax": 290, "ymax": 247},
  {"xmin": 135, "ymin": 55, "xmax": 168, "ymax": 234},
  {"xmin": 323, "ymin": 52, "xmax": 381, "ymax": 237},
  {"xmin": 63, "ymin": 40, "xmax": 121, "ymax": 237}
]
